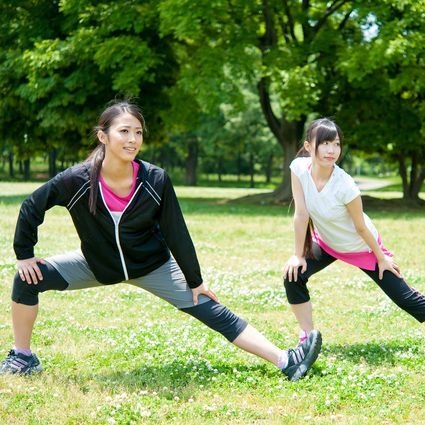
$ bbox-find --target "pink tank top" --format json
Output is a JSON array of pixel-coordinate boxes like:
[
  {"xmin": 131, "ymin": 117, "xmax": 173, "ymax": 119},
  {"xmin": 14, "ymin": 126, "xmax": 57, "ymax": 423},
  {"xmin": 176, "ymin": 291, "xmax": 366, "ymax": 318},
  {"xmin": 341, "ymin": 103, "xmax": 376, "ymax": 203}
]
[{"xmin": 99, "ymin": 161, "xmax": 140, "ymax": 212}]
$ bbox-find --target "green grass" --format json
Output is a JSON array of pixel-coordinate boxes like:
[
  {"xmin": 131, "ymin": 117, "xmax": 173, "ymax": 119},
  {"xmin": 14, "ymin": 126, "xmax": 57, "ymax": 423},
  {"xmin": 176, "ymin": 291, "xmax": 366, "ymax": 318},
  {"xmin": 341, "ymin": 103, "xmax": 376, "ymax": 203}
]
[{"xmin": 0, "ymin": 182, "xmax": 424, "ymax": 424}]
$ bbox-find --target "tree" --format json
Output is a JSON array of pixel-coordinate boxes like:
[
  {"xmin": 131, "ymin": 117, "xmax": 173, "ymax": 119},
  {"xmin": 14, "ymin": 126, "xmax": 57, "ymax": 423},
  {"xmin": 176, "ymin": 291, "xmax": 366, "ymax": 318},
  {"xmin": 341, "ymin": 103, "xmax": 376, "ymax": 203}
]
[
  {"xmin": 0, "ymin": 0, "xmax": 65, "ymax": 178},
  {"xmin": 159, "ymin": 0, "xmax": 425, "ymax": 201},
  {"xmin": 337, "ymin": 0, "xmax": 425, "ymax": 200},
  {"xmin": 0, "ymin": 0, "xmax": 180, "ymax": 178},
  {"xmin": 2, "ymin": 0, "xmax": 424, "ymax": 196},
  {"xmin": 158, "ymin": 0, "xmax": 369, "ymax": 201}
]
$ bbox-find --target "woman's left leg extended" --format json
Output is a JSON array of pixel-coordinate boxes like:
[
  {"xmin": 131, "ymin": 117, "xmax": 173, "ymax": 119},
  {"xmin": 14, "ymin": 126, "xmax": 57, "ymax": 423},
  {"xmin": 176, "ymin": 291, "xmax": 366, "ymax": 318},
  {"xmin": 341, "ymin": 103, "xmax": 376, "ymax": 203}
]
[
  {"xmin": 362, "ymin": 266, "xmax": 425, "ymax": 323},
  {"xmin": 130, "ymin": 258, "xmax": 321, "ymax": 370}
]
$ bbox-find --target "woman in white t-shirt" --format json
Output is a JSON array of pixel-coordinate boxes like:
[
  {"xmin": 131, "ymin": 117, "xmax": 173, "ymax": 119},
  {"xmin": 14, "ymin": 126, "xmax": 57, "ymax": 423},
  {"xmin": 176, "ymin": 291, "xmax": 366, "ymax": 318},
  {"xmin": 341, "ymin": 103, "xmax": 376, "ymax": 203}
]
[{"xmin": 283, "ymin": 118, "xmax": 425, "ymax": 345}]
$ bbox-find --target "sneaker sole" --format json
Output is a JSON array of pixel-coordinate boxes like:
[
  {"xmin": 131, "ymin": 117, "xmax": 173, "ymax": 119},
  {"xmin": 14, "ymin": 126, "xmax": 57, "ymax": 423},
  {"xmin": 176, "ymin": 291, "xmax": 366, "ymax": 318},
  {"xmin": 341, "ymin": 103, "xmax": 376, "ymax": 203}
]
[
  {"xmin": 289, "ymin": 330, "xmax": 322, "ymax": 382},
  {"xmin": 22, "ymin": 364, "xmax": 43, "ymax": 375},
  {"xmin": 0, "ymin": 363, "xmax": 43, "ymax": 376}
]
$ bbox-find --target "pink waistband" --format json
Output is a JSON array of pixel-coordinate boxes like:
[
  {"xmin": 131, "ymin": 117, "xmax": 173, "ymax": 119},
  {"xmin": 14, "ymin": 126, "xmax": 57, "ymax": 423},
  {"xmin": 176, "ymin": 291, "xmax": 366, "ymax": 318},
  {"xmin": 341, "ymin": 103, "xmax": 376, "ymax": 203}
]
[{"xmin": 313, "ymin": 232, "xmax": 392, "ymax": 271}]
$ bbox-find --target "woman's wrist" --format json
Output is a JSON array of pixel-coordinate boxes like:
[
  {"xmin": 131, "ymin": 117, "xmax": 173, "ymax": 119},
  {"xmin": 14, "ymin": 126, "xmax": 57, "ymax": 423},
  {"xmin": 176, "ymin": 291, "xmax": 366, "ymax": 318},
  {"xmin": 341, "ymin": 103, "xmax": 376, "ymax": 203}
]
[{"xmin": 375, "ymin": 252, "xmax": 386, "ymax": 262}]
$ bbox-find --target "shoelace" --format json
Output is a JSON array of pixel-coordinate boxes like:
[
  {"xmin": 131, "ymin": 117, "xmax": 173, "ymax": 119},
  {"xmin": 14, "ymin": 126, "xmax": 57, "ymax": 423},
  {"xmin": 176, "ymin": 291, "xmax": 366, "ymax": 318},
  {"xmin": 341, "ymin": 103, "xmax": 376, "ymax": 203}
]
[
  {"xmin": 5, "ymin": 351, "xmax": 30, "ymax": 370},
  {"xmin": 291, "ymin": 345, "xmax": 306, "ymax": 363}
]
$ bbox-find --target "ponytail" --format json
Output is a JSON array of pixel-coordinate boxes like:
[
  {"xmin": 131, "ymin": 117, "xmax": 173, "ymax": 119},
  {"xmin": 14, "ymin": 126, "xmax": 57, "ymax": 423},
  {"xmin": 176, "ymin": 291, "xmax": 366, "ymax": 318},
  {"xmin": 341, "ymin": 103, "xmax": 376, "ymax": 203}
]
[
  {"xmin": 295, "ymin": 146, "xmax": 310, "ymax": 158},
  {"xmin": 86, "ymin": 144, "xmax": 105, "ymax": 215},
  {"xmin": 303, "ymin": 218, "xmax": 315, "ymax": 258}
]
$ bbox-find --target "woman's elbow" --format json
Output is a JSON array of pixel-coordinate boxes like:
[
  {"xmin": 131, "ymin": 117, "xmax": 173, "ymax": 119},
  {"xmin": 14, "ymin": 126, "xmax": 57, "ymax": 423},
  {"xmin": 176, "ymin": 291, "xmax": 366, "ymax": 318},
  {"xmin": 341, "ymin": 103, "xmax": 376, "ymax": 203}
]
[
  {"xmin": 294, "ymin": 211, "xmax": 310, "ymax": 224},
  {"xmin": 355, "ymin": 225, "xmax": 368, "ymax": 235}
]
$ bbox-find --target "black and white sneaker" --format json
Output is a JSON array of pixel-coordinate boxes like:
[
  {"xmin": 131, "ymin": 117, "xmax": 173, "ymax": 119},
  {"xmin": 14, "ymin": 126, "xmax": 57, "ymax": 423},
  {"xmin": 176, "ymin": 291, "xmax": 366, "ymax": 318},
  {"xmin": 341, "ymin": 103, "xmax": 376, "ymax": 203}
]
[
  {"xmin": 281, "ymin": 330, "xmax": 322, "ymax": 381},
  {"xmin": 0, "ymin": 349, "xmax": 43, "ymax": 375}
]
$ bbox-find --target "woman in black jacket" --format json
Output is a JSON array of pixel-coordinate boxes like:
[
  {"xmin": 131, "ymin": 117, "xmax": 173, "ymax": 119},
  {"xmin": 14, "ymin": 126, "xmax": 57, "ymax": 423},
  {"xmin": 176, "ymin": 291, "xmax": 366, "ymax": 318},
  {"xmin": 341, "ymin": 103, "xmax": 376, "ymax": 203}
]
[{"xmin": 1, "ymin": 100, "xmax": 321, "ymax": 381}]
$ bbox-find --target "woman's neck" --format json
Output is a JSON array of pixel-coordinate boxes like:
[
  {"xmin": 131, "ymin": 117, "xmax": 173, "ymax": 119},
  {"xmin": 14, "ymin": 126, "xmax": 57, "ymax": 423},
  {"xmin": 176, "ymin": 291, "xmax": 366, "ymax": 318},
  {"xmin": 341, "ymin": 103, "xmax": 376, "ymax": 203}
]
[
  {"xmin": 310, "ymin": 162, "xmax": 334, "ymax": 192},
  {"xmin": 100, "ymin": 159, "xmax": 135, "ymax": 196},
  {"xmin": 101, "ymin": 158, "xmax": 134, "ymax": 180}
]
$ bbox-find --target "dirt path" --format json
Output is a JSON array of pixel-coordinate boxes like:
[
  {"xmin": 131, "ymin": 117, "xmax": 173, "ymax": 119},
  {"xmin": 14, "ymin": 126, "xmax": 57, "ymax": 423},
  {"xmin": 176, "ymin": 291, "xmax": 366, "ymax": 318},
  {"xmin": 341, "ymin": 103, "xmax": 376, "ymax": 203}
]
[{"xmin": 355, "ymin": 177, "xmax": 391, "ymax": 191}]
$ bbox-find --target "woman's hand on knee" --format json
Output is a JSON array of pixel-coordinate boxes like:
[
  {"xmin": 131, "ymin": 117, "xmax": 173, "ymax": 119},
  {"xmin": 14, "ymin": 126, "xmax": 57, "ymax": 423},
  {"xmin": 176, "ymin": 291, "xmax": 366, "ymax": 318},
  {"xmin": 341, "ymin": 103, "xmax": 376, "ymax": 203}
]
[
  {"xmin": 283, "ymin": 255, "xmax": 307, "ymax": 282},
  {"xmin": 191, "ymin": 282, "xmax": 219, "ymax": 305},
  {"xmin": 17, "ymin": 257, "xmax": 46, "ymax": 284},
  {"xmin": 378, "ymin": 255, "xmax": 402, "ymax": 279}
]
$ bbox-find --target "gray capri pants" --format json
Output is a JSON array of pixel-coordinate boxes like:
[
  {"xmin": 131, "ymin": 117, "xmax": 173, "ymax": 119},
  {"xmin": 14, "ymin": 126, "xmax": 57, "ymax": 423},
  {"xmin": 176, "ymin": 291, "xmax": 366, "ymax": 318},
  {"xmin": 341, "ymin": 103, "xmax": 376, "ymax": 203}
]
[
  {"xmin": 48, "ymin": 251, "xmax": 211, "ymax": 309},
  {"xmin": 12, "ymin": 251, "xmax": 247, "ymax": 342}
]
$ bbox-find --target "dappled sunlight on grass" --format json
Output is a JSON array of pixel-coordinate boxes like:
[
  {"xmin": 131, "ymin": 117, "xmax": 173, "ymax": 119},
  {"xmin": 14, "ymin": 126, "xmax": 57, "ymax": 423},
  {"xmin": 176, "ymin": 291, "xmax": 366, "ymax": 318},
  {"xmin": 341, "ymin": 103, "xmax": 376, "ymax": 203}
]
[{"xmin": 0, "ymin": 184, "xmax": 423, "ymax": 424}]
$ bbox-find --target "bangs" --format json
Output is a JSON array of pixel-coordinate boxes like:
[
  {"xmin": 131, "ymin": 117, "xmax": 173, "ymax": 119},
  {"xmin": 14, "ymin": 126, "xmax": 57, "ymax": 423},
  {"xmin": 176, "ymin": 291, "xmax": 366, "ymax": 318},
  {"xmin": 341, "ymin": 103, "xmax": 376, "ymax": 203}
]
[{"xmin": 314, "ymin": 125, "xmax": 339, "ymax": 145}]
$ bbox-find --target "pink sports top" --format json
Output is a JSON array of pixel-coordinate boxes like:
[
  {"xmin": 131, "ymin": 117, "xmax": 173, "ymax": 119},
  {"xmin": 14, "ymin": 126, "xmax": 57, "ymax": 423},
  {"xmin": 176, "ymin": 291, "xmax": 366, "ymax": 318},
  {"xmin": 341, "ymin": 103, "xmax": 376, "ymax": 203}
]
[{"xmin": 99, "ymin": 161, "xmax": 140, "ymax": 212}]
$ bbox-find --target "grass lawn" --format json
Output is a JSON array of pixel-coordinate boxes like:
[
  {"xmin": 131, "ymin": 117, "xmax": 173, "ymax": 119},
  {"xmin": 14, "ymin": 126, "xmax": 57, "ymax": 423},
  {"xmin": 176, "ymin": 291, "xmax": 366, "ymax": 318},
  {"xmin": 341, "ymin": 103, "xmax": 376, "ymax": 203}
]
[{"xmin": 0, "ymin": 182, "xmax": 423, "ymax": 424}]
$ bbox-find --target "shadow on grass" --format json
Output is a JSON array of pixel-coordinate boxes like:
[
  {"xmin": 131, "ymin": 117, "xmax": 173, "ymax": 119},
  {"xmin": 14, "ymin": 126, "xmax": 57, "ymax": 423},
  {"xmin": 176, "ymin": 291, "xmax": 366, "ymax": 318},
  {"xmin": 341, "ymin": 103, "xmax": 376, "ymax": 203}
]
[
  {"xmin": 93, "ymin": 361, "xmax": 275, "ymax": 394},
  {"xmin": 179, "ymin": 196, "xmax": 425, "ymax": 217},
  {"xmin": 0, "ymin": 189, "xmax": 422, "ymax": 218},
  {"xmin": 361, "ymin": 195, "xmax": 425, "ymax": 213},
  {"xmin": 322, "ymin": 340, "xmax": 423, "ymax": 366},
  {"xmin": 0, "ymin": 194, "xmax": 29, "ymax": 205},
  {"xmin": 88, "ymin": 340, "xmax": 424, "ymax": 393}
]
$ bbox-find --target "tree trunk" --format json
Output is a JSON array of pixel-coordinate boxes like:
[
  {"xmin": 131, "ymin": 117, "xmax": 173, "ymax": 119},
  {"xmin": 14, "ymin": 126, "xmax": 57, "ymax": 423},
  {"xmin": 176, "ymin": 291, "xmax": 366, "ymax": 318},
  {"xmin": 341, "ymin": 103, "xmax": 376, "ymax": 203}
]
[
  {"xmin": 8, "ymin": 152, "xmax": 14, "ymax": 178},
  {"xmin": 249, "ymin": 152, "xmax": 255, "ymax": 188},
  {"xmin": 409, "ymin": 172, "xmax": 425, "ymax": 199},
  {"xmin": 398, "ymin": 153, "xmax": 424, "ymax": 200},
  {"xmin": 272, "ymin": 136, "xmax": 298, "ymax": 202},
  {"xmin": 257, "ymin": 77, "xmax": 305, "ymax": 202},
  {"xmin": 184, "ymin": 137, "xmax": 199, "ymax": 186},
  {"xmin": 23, "ymin": 158, "xmax": 30, "ymax": 181},
  {"xmin": 217, "ymin": 156, "xmax": 223, "ymax": 183},
  {"xmin": 49, "ymin": 148, "xmax": 58, "ymax": 177},
  {"xmin": 265, "ymin": 153, "xmax": 273, "ymax": 184},
  {"xmin": 236, "ymin": 152, "xmax": 241, "ymax": 182},
  {"xmin": 408, "ymin": 152, "xmax": 425, "ymax": 199}
]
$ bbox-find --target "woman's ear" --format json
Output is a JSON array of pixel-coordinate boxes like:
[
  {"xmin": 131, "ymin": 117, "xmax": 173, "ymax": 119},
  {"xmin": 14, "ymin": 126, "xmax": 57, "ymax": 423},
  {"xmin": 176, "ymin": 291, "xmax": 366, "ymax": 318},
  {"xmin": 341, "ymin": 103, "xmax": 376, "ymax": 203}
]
[
  {"xmin": 303, "ymin": 140, "xmax": 311, "ymax": 152},
  {"xmin": 97, "ymin": 130, "xmax": 107, "ymax": 145}
]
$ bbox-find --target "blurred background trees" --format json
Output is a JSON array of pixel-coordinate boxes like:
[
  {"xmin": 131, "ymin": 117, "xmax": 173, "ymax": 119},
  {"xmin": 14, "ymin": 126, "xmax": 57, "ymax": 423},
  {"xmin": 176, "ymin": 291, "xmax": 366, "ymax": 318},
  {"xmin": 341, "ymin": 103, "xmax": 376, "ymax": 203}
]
[{"xmin": 0, "ymin": 0, "xmax": 424, "ymax": 200}]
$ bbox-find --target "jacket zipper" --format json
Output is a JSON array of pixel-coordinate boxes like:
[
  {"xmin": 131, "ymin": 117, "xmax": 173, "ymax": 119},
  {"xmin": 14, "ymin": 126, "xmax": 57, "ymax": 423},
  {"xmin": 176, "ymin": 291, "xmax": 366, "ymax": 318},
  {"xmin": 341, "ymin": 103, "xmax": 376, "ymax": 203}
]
[{"xmin": 99, "ymin": 180, "xmax": 145, "ymax": 281}]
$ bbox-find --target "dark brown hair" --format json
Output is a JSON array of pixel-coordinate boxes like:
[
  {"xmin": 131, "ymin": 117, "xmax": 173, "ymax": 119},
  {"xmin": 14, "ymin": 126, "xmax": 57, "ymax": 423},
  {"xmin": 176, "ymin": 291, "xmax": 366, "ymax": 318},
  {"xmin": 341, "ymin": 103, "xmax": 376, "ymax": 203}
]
[
  {"xmin": 296, "ymin": 118, "xmax": 344, "ymax": 158},
  {"xmin": 86, "ymin": 100, "xmax": 146, "ymax": 214},
  {"xmin": 296, "ymin": 118, "xmax": 344, "ymax": 257}
]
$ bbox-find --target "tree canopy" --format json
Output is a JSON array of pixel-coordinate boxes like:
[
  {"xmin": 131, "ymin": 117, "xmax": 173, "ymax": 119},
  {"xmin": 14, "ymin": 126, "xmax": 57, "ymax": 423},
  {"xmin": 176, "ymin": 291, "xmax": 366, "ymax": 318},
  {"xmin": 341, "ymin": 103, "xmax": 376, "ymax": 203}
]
[
  {"xmin": 159, "ymin": 0, "xmax": 425, "ymax": 199},
  {"xmin": 0, "ymin": 0, "xmax": 424, "ymax": 199}
]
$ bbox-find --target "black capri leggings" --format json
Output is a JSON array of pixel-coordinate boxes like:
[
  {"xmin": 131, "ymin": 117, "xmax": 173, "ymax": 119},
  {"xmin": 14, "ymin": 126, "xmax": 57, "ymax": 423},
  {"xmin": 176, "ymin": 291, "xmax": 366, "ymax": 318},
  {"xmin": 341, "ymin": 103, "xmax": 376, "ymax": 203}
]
[
  {"xmin": 12, "ymin": 262, "xmax": 68, "ymax": 305},
  {"xmin": 284, "ymin": 243, "xmax": 425, "ymax": 323}
]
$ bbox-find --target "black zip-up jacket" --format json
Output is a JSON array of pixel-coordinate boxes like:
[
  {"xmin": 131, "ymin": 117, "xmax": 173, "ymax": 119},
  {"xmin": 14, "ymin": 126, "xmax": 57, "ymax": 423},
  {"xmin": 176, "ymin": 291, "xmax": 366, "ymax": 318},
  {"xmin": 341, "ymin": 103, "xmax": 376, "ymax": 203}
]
[{"xmin": 13, "ymin": 159, "xmax": 203, "ymax": 288}]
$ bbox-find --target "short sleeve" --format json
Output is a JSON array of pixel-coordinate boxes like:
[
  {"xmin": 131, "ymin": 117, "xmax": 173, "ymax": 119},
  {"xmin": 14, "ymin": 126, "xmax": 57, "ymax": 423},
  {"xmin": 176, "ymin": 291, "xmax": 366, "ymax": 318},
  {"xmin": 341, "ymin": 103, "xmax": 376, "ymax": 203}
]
[
  {"xmin": 290, "ymin": 157, "xmax": 310, "ymax": 179},
  {"xmin": 339, "ymin": 170, "xmax": 361, "ymax": 204}
]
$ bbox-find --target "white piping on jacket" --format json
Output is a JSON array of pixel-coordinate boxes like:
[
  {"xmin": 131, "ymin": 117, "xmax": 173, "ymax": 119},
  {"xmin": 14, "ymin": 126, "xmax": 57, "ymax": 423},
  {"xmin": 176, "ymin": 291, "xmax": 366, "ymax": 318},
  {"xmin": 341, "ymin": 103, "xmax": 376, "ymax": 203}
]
[{"xmin": 67, "ymin": 181, "xmax": 90, "ymax": 210}]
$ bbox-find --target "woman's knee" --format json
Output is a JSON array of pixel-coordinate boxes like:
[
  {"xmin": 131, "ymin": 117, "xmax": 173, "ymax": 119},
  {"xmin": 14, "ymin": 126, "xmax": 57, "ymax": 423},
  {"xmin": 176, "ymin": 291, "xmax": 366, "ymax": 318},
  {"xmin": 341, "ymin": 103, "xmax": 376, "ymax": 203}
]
[
  {"xmin": 12, "ymin": 273, "xmax": 39, "ymax": 305},
  {"xmin": 181, "ymin": 300, "xmax": 248, "ymax": 342},
  {"xmin": 11, "ymin": 263, "xmax": 68, "ymax": 306},
  {"xmin": 284, "ymin": 278, "xmax": 310, "ymax": 304}
]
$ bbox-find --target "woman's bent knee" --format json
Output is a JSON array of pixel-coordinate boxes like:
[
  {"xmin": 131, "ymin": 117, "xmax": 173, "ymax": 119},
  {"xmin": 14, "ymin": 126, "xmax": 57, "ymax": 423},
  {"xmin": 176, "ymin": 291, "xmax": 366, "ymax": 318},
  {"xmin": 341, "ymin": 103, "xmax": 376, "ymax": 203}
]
[
  {"xmin": 11, "ymin": 263, "xmax": 68, "ymax": 306},
  {"xmin": 284, "ymin": 278, "xmax": 310, "ymax": 304}
]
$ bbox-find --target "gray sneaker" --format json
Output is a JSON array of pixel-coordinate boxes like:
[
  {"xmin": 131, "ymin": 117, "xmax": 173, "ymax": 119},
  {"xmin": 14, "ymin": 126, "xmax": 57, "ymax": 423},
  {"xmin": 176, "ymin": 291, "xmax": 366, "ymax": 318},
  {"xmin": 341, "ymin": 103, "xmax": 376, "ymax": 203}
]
[
  {"xmin": 0, "ymin": 350, "xmax": 43, "ymax": 375},
  {"xmin": 281, "ymin": 330, "xmax": 322, "ymax": 381}
]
